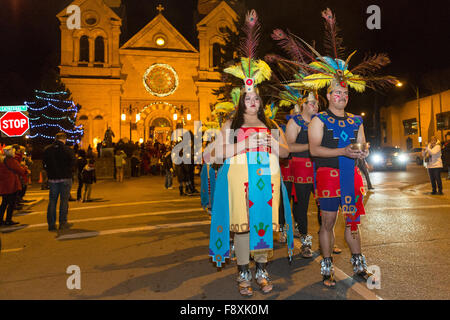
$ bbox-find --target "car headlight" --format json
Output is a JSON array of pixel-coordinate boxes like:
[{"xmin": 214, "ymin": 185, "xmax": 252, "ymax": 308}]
[
  {"xmin": 372, "ymin": 154, "xmax": 383, "ymax": 164},
  {"xmin": 397, "ymin": 154, "xmax": 408, "ymax": 163}
]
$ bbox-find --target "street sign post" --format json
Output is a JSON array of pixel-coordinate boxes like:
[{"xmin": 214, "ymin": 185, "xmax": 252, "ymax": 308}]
[{"xmin": 0, "ymin": 112, "xmax": 30, "ymax": 137}]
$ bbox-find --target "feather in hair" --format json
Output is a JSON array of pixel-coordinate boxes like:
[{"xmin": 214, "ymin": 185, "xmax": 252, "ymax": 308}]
[
  {"xmin": 321, "ymin": 8, "xmax": 345, "ymax": 59},
  {"xmin": 230, "ymin": 87, "xmax": 241, "ymax": 106},
  {"xmin": 350, "ymin": 53, "xmax": 391, "ymax": 76},
  {"xmin": 271, "ymin": 29, "xmax": 315, "ymax": 64},
  {"xmin": 300, "ymin": 73, "xmax": 335, "ymax": 90},
  {"xmin": 224, "ymin": 64, "xmax": 245, "ymax": 80},
  {"xmin": 240, "ymin": 10, "xmax": 261, "ymax": 77},
  {"xmin": 254, "ymin": 60, "xmax": 272, "ymax": 84},
  {"xmin": 279, "ymin": 100, "xmax": 293, "ymax": 107}
]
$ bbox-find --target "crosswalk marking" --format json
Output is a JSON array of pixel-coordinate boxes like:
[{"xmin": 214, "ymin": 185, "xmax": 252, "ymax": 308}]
[
  {"xmin": 1, "ymin": 248, "xmax": 24, "ymax": 253},
  {"xmin": 2, "ymin": 208, "xmax": 206, "ymax": 232},
  {"xmin": 23, "ymin": 197, "xmax": 200, "ymax": 216},
  {"xmin": 57, "ymin": 220, "xmax": 211, "ymax": 240}
]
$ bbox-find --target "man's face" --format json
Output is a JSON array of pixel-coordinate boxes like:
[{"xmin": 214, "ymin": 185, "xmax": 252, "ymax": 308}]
[
  {"xmin": 327, "ymin": 87, "xmax": 349, "ymax": 109},
  {"xmin": 303, "ymin": 99, "xmax": 319, "ymax": 116}
]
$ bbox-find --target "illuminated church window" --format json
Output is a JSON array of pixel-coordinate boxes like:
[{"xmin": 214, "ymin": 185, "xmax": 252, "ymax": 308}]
[{"xmin": 156, "ymin": 37, "xmax": 165, "ymax": 46}]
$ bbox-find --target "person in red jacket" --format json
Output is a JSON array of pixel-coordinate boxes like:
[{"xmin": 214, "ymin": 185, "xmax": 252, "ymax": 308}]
[
  {"xmin": 13, "ymin": 145, "xmax": 30, "ymax": 209},
  {"xmin": 0, "ymin": 146, "xmax": 26, "ymax": 226}
]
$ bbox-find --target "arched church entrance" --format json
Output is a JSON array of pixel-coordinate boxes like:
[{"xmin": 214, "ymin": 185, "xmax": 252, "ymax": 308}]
[
  {"xmin": 138, "ymin": 102, "xmax": 178, "ymax": 145},
  {"xmin": 150, "ymin": 117, "xmax": 172, "ymax": 144}
]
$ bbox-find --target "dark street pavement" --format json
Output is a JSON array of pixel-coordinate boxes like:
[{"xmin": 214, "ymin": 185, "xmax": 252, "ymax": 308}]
[{"xmin": 0, "ymin": 164, "xmax": 449, "ymax": 300}]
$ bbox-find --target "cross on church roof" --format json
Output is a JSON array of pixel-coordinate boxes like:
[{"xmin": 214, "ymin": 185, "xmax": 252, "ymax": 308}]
[{"xmin": 156, "ymin": 4, "xmax": 164, "ymax": 14}]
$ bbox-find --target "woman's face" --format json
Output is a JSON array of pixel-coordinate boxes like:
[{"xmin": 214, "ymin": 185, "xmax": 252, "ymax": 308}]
[{"xmin": 244, "ymin": 92, "xmax": 261, "ymax": 115}]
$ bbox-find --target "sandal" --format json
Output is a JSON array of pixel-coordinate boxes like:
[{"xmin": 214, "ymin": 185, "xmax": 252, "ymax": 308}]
[
  {"xmin": 322, "ymin": 274, "xmax": 336, "ymax": 287},
  {"xmin": 320, "ymin": 257, "xmax": 336, "ymax": 288},
  {"xmin": 237, "ymin": 265, "xmax": 253, "ymax": 297},
  {"xmin": 332, "ymin": 245, "xmax": 342, "ymax": 254},
  {"xmin": 300, "ymin": 235, "xmax": 313, "ymax": 258},
  {"xmin": 255, "ymin": 263, "xmax": 273, "ymax": 293},
  {"xmin": 351, "ymin": 254, "xmax": 373, "ymax": 280},
  {"xmin": 239, "ymin": 282, "xmax": 253, "ymax": 296}
]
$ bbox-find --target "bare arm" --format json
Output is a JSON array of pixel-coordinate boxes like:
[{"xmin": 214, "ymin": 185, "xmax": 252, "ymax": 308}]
[
  {"xmin": 212, "ymin": 120, "xmax": 246, "ymax": 160},
  {"xmin": 285, "ymin": 118, "xmax": 309, "ymax": 153}
]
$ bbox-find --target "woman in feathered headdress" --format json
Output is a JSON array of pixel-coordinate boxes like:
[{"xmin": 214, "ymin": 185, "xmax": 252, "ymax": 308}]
[{"xmin": 208, "ymin": 9, "xmax": 295, "ymax": 296}]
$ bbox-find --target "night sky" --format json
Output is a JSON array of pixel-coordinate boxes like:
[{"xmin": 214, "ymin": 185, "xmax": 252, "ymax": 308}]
[{"xmin": 0, "ymin": 0, "xmax": 448, "ymax": 116}]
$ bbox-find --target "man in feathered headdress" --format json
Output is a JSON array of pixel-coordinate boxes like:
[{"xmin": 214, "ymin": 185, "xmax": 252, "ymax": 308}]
[
  {"xmin": 298, "ymin": 8, "xmax": 397, "ymax": 287},
  {"xmin": 268, "ymin": 28, "xmax": 330, "ymax": 258}
]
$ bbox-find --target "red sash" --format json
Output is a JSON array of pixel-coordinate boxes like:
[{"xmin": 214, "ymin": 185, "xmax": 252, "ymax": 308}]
[
  {"xmin": 291, "ymin": 157, "xmax": 314, "ymax": 184},
  {"xmin": 315, "ymin": 167, "xmax": 365, "ymax": 216}
]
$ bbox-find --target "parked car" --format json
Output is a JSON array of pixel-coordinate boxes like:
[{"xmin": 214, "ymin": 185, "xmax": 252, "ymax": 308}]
[
  {"xmin": 368, "ymin": 146, "xmax": 409, "ymax": 171},
  {"xmin": 407, "ymin": 147, "xmax": 425, "ymax": 165}
]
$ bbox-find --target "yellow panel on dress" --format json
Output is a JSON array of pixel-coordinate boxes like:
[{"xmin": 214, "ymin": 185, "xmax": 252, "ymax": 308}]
[{"xmin": 227, "ymin": 152, "xmax": 281, "ymax": 233}]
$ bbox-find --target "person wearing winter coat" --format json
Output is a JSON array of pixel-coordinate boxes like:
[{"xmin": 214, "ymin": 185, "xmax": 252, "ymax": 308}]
[
  {"xmin": 162, "ymin": 149, "xmax": 173, "ymax": 189},
  {"xmin": 114, "ymin": 150, "xmax": 126, "ymax": 182},
  {"xmin": 43, "ymin": 132, "xmax": 76, "ymax": 231},
  {"xmin": 76, "ymin": 150, "xmax": 88, "ymax": 201},
  {"xmin": 81, "ymin": 159, "xmax": 96, "ymax": 202},
  {"xmin": 423, "ymin": 136, "xmax": 444, "ymax": 195},
  {"xmin": 0, "ymin": 146, "xmax": 26, "ymax": 226}
]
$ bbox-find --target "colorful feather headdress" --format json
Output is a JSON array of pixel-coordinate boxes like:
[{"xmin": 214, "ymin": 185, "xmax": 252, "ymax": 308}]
[
  {"xmin": 264, "ymin": 102, "xmax": 278, "ymax": 120},
  {"xmin": 266, "ymin": 28, "xmax": 321, "ymax": 111},
  {"xmin": 223, "ymin": 10, "xmax": 272, "ymax": 93},
  {"xmin": 269, "ymin": 8, "xmax": 397, "ymax": 93},
  {"xmin": 211, "ymin": 87, "xmax": 241, "ymax": 123},
  {"xmin": 277, "ymin": 85, "xmax": 318, "ymax": 109}
]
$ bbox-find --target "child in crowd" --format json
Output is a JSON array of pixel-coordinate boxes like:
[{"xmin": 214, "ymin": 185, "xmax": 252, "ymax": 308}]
[{"xmin": 81, "ymin": 159, "xmax": 96, "ymax": 202}]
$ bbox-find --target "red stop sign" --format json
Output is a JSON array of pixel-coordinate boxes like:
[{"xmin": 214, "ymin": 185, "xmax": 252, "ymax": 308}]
[{"xmin": 0, "ymin": 112, "xmax": 30, "ymax": 137}]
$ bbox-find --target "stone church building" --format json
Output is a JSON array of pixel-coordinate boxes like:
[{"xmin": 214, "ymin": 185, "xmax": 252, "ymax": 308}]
[{"xmin": 57, "ymin": 0, "xmax": 237, "ymax": 146}]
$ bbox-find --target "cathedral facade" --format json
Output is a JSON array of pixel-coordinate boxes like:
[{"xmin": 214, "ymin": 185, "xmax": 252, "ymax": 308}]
[{"xmin": 57, "ymin": 0, "xmax": 237, "ymax": 146}]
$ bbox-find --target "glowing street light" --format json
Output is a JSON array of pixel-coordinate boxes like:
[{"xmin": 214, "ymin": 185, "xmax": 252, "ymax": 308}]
[
  {"xmin": 361, "ymin": 112, "xmax": 366, "ymax": 117},
  {"xmin": 121, "ymin": 113, "xmax": 126, "ymax": 121}
]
